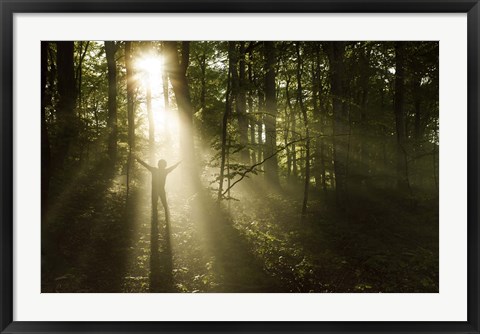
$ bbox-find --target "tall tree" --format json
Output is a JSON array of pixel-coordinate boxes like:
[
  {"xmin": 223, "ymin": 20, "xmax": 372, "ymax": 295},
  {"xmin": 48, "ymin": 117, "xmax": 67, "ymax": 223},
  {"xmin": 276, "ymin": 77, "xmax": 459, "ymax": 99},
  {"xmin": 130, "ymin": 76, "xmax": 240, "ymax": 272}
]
[
  {"xmin": 284, "ymin": 76, "xmax": 293, "ymax": 178},
  {"xmin": 285, "ymin": 74, "xmax": 297, "ymax": 179},
  {"xmin": 327, "ymin": 42, "xmax": 348, "ymax": 201},
  {"xmin": 312, "ymin": 44, "xmax": 327, "ymax": 191},
  {"xmin": 247, "ymin": 48, "xmax": 257, "ymax": 165},
  {"xmin": 230, "ymin": 42, "xmax": 249, "ymax": 164},
  {"xmin": 358, "ymin": 43, "xmax": 371, "ymax": 178},
  {"xmin": 125, "ymin": 41, "xmax": 135, "ymax": 197},
  {"xmin": 296, "ymin": 43, "xmax": 310, "ymax": 217},
  {"xmin": 55, "ymin": 41, "xmax": 76, "ymax": 170},
  {"xmin": 264, "ymin": 41, "xmax": 279, "ymax": 185},
  {"xmin": 146, "ymin": 70, "xmax": 155, "ymax": 163},
  {"xmin": 162, "ymin": 45, "xmax": 171, "ymax": 144},
  {"xmin": 105, "ymin": 41, "xmax": 118, "ymax": 162},
  {"xmin": 257, "ymin": 89, "xmax": 264, "ymax": 165},
  {"xmin": 164, "ymin": 41, "xmax": 195, "ymax": 167},
  {"xmin": 394, "ymin": 42, "xmax": 410, "ymax": 192},
  {"xmin": 199, "ymin": 50, "xmax": 207, "ymax": 113},
  {"xmin": 237, "ymin": 42, "xmax": 249, "ymax": 164},
  {"xmin": 218, "ymin": 42, "xmax": 234, "ymax": 201},
  {"xmin": 143, "ymin": 46, "xmax": 155, "ymax": 164},
  {"xmin": 75, "ymin": 42, "xmax": 89, "ymax": 113}
]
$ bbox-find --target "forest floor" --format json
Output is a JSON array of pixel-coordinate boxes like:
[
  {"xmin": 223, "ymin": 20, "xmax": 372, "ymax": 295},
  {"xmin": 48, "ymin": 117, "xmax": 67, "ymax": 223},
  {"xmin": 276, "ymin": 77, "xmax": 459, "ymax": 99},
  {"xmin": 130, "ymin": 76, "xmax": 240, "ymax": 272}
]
[{"xmin": 42, "ymin": 163, "xmax": 438, "ymax": 293}]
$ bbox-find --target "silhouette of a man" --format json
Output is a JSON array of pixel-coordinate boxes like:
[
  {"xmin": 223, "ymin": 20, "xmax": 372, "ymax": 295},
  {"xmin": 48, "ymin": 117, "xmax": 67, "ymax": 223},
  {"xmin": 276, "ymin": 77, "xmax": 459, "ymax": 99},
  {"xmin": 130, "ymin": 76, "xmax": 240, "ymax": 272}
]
[{"xmin": 135, "ymin": 156, "xmax": 181, "ymax": 222}]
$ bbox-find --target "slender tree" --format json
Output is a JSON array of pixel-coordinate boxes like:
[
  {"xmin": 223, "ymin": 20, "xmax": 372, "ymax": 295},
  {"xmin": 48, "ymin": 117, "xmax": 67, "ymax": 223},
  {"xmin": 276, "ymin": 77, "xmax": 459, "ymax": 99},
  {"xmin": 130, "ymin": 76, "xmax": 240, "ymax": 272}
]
[
  {"xmin": 296, "ymin": 43, "xmax": 310, "ymax": 217},
  {"xmin": 237, "ymin": 42, "xmax": 249, "ymax": 163},
  {"xmin": 327, "ymin": 42, "xmax": 348, "ymax": 201},
  {"xmin": 162, "ymin": 45, "xmax": 171, "ymax": 144},
  {"xmin": 105, "ymin": 41, "xmax": 118, "ymax": 162},
  {"xmin": 394, "ymin": 42, "xmax": 410, "ymax": 192},
  {"xmin": 264, "ymin": 41, "xmax": 279, "ymax": 185},
  {"xmin": 145, "ymin": 58, "xmax": 155, "ymax": 163},
  {"xmin": 199, "ymin": 51, "xmax": 207, "ymax": 113},
  {"xmin": 218, "ymin": 42, "xmax": 234, "ymax": 201},
  {"xmin": 247, "ymin": 48, "xmax": 257, "ymax": 165},
  {"xmin": 75, "ymin": 42, "xmax": 89, "ymax": 113},
  {"xmin": 312, "ymin": 44, "xmax": 327, "ymax": 191},
  {"xmin": 125, "ymin": 41, "xmax": 135, "ymax": 197},
  {"xmin": 55, "ymin": 41, "xmax": 76, "ymax": 170},
  {"xmin": 284, "ymin": 76, "xmax": 293, "ymax": 178},
  {"xmin": 359, "ymin": 43, "xmax": 371, "ymax": 178}
]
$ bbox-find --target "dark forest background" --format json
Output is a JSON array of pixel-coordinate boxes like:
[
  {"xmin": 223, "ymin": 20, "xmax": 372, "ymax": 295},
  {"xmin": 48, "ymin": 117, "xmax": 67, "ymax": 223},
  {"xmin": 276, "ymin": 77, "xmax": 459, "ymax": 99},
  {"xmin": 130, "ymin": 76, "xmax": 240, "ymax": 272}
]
[{"xmin": 41, "ymin": 41, "xmax": 438, "ymax": 293}]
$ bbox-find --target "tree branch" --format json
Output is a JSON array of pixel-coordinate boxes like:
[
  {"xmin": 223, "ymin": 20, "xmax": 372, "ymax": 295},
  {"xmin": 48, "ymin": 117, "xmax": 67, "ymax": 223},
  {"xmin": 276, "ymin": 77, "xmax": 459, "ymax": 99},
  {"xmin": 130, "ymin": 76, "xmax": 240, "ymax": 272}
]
[{"xmin": 222, "ymin": 137, "xmax": 306, "ymax": 197}]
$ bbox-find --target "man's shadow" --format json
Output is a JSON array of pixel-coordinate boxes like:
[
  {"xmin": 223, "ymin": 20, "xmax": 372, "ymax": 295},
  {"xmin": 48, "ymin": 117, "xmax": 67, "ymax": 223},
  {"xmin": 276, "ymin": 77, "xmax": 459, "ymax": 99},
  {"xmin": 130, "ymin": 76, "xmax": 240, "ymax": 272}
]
[{"xmin": 149, "ymin": 200, "xmax": 174, "ymax": 292}]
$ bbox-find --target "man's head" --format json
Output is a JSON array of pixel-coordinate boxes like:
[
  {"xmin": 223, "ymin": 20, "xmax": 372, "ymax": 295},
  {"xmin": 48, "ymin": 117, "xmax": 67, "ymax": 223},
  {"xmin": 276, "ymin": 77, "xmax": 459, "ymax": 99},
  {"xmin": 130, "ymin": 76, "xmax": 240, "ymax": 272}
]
[{"xmin": 157, "ymin": 159, "xmax": 167, "ymax": 169}]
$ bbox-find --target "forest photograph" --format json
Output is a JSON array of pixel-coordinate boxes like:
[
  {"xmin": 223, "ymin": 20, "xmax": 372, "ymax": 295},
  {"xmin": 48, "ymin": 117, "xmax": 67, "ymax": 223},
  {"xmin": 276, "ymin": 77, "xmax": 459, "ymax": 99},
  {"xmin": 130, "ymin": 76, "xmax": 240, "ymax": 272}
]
[{"xmin": 41, "ymin": 40, "xmax": 439, "ymax": 293}]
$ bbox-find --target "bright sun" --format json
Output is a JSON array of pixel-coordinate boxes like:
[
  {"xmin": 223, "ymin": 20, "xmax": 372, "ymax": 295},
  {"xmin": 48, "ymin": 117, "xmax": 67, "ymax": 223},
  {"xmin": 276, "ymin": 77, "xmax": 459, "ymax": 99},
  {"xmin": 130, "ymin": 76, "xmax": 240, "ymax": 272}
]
[
  {"xmin": 135, "ymin": 54, "xmax": 164, "ymax": 93},
  {"xmin": 135, "ymin": 54, "xmax": 164, "ymax": 78}
]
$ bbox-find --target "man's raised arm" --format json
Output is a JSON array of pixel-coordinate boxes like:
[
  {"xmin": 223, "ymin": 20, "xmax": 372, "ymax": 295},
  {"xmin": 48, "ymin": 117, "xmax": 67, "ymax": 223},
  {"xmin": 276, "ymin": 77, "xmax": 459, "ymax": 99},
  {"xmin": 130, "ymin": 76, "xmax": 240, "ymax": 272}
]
[
  {"xmin": 166, "ymin": 161, "xmax": 181, "ymax": 174},
  {"xmin": 135, "ymin": 156, "xmax": 153, "ymax": 171}
]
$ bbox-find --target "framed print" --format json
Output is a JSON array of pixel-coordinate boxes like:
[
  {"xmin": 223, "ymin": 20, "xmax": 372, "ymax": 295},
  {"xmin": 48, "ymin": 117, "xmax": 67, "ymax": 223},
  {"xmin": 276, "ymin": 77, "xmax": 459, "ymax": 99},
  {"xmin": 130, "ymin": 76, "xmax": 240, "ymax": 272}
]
[{"xmin": 1, "ymin": 0, "xmax": 479, "ymax": 333}]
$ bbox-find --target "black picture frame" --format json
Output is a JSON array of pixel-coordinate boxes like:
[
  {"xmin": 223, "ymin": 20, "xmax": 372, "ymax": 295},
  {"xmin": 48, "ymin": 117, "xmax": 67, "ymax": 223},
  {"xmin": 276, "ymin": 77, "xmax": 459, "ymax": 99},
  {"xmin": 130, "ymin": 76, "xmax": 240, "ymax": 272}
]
[{"xmin": 1, "ymin": 0, "xmax": 479, "ymax": 333}]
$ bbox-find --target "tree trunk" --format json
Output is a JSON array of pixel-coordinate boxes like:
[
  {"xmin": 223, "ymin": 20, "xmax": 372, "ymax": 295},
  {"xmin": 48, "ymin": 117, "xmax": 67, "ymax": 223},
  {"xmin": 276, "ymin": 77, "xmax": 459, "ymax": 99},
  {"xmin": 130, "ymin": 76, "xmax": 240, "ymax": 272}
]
[
  {"xmin": 312, "ymin": 45, "xmax": 326, "ymax": 191},
  {"xmin": 105, "ymin": 41, "xmax": 118, "ymax": 163},
  {"xmin": 326, "ymin": 42, "xmax": 348, "ymax": 202},
  {"xmin": 125, "ymin": 41, "xmax": 135, "ymax": 198},
  {"xmin": 147, "ymin": 75, "xmax": 155, "ymax": 163},
  {"xmin": 237, "ymin": 42, "xmax": 249, "ymax": 163},
  {"xmin": 284, "ymin": 78, "xmax": 292, "ymax": 178},
  {"xmin": 55, "ymin": 41, "xmax": 76, "ymax": 170},
  {"xmin": 164, "ymin": 41, "xmax": 195, "ymax": 167},
  {"xmin": 257, "ymin": 89, "xmax": 264, "ymax": 166},
  {"xmin": 296, "ymin": 43, "xmax": 310, "ymax": 218},
  {"xmin": 181, "ymin": 42, "xmax": 190, "ymax": 76},
  {"xmin": 162, "ymin": 44, "xmax": 170, "ymax": 114},
  {"xmin": 411, "ymin": 70, "xmax": 422, "ymax": 188},
  {"xmin": 394, "ymin": 42, "xmax": 410, "ymax": 192},
  {"xmin": 76, "ymin": 42, "xmax": 89, "ymax": 113},
  {"xmin": 200, "ymin": 52, "xmax": 207, "ymax": 112},
  {"xmin": 264, "ymin": 41, "xmax": 279, "ymax": 185},
  {"xmin": 247, "ymin": 50, "xmax": 256, "ymax": 165},
  {"xmin": 162, "ymin": 47, "xmax": 171, "ymax": 144},
  {"xmin": 291, "ymin": 111, "xmax": 298, "ymax": 178},
  {"xmin": 359, "ymin": 44, "xmax": 370, "ymax": 179},
  {"xmin": 218, "ymin": 42, "xmax": 234, "ymax": 201},
  {"xmin": 285, "ymin": 76, "xmax": 297, "ymax": 180}
]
